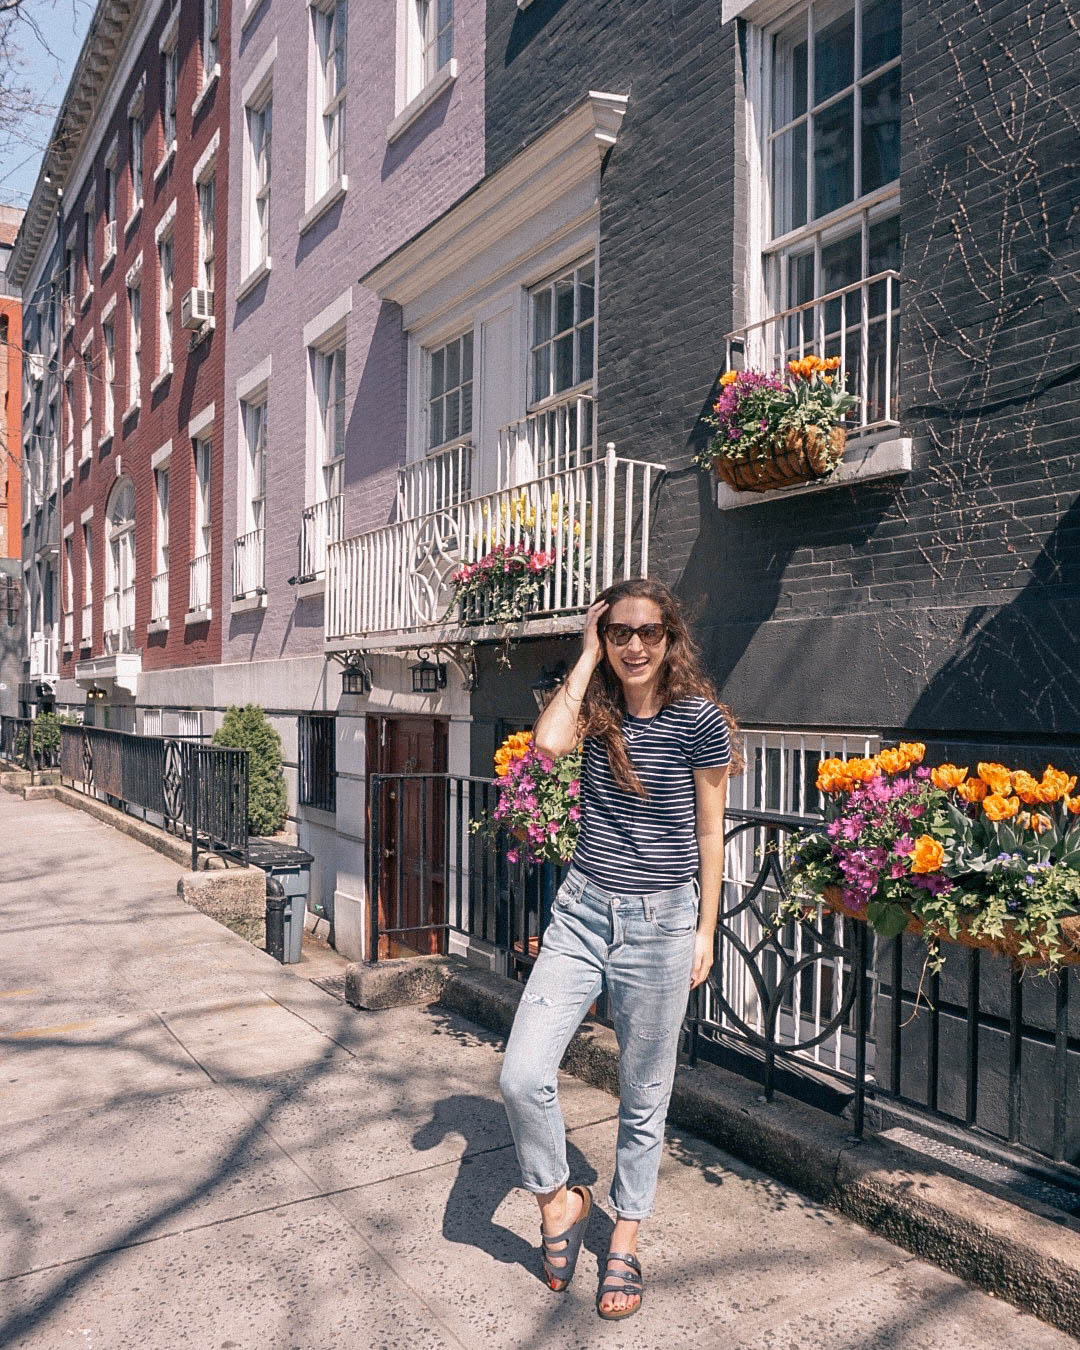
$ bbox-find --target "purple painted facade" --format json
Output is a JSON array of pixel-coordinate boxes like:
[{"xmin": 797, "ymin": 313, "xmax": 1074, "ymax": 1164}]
[{"xmin": 221, "ymin": 0, "xmax": 485, "ymax": 668}]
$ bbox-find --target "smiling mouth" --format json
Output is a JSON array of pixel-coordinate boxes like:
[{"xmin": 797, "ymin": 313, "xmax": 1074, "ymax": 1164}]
[{"xmin": 621, "ymin": 657, "xmax": 651, "ymax": 671}]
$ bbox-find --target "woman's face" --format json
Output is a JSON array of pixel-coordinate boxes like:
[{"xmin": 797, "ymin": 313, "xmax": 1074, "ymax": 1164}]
[{"xmin": 603, "ymin": 596, "xmax": 669, "ymax": 694}]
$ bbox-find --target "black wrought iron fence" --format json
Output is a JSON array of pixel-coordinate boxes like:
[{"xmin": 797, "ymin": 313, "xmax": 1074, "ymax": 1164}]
[
  {"xmin": 59, "ymin": 724, "xmax": 249, "ymax": 867},
  {"xmin": 0, "ymin": 714, "xmax": 61, "ymax": 773},
  {"xmin": 368, "ymin": 773, "xmax": 1080, "ymax": 1175}
]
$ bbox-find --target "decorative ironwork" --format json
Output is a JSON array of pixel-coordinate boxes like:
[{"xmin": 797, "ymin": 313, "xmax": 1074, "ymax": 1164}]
[
  {"xmin": 406, "ymin": 512, "xmax": 463, "ymax": 625},
  {"xmin": 162, "ymin": 739, "xmax": 186, "ymax": 823},
  {"xmin": 81, "ymin": 729, "xmax": 94, "ymax": 791}
]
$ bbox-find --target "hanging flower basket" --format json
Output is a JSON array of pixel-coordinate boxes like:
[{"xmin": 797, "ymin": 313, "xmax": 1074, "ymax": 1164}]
[
  {"xmin": 696, "ymin": 356, "xmax": 854, "ymax": 495},
  {"xmin": 715, "ymin": 425, "xmax": 847, "ymax": 493},
  {"xmin": 819, "ymin": 884, "xmax": 1080, "ymax": 968}
]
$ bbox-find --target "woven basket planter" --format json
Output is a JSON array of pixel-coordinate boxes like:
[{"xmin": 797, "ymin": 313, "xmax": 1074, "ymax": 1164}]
[
  {"xmin": 715, "ymin": 425, "xmax": 846, "ymax": 494},
  {"xmin": 819, "ymin": 885, "xmax": 1080, "ymax": 968}
]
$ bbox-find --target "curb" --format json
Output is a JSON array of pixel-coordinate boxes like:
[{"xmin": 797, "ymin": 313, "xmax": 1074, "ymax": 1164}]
[{"xmin": 345, "ymin": 957, "xmax": 1080, "ymax": 1337}]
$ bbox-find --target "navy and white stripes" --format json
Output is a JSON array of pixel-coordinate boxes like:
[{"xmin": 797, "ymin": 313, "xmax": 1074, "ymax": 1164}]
[{"xmin": 572, "ymin": 696, "xmax": 731, "ymax": 892}]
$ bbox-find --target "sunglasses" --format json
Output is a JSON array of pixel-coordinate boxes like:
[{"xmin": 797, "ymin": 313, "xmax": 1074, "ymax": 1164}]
[{"xmin": 603, "ymin": 622, "xmax": 668, "ymax": 648}]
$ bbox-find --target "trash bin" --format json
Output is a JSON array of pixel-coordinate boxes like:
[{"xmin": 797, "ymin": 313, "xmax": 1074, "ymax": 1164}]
[{"xmin": 249, "ymin": 841, "xmax": 315, "ymax": 965}]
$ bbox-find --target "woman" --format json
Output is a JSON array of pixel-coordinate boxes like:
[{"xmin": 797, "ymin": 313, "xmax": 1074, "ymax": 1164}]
[{"xmin": 499, "ymin": 577, "xmax": 740, "ymax": 1321}]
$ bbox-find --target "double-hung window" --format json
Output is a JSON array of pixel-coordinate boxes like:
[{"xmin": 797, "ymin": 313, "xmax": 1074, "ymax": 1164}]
[
  {"xmin": 529, "ymin": 260, "xmax": 596, "ymax": 407},
  {"xmin": 757, "ymin": 0, "xmax": 901, "ymax": 427},
  {"xmin": 243, "ymin": 399, "xmax": 267, "ymax": 534},
  {"xmin": 419, "ymin": 0, "xmax": 453, "ymax": 87},
  {"xmin": 314, "ymin": 345, "xmax": 345, "ymax": 501},
  {"xmin": 127, "ymin": 282, "xmax": 141, "ymax": 410},
  {"xmin": 313, "ymin": 0, "xmax": 347, "ymax": 198},
  {"xmin": 194, "ymin": 437, "xmax": 212, "ymax": 561},
  {"xmin": 201, "ymin": 0, "xmax": 219, "ymax": 85},
  {"xmin": 102, "ymin": 320, "xmax": 115, "ymax": 435},
  {"xmin": 163, "ymin": 36, "xmax": 178, "ymax": 146},
  {"xmin": 155, "ymin": 464, "xmax": 170, "ymax": 575},
  {"xmin": 103, "ymin": 149, "xmax": 118, "ymax": 264},
  {"xmin": 198, "ymin": 175, "xmax": 216, "ymax": 293},
  {"xmin": 129, "ymin": 110, "xmax": 144, "ymax": 213},
  {"xmin": 248, "ymin": 96, "xmax": 272, "ymax": 270},
  {"xmin": 426, "ymin": 332, "xmax": 472, "ymax": 452},
  {"xmin": 158, "ymin": 229, "xmax": 174, "ymax": 373},
  {"xmin": 82, "ymin": 212, "xmax": 94, "ymax": 301},
  {"xmin": 82, "ymin": 521, "xmax": 94, "ymax": 619},
  {"xmin": 80, "ymin": 345, "xmax": 93, "ymax": 459}
]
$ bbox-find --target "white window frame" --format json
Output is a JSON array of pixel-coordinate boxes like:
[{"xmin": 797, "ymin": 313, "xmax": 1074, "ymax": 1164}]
[
  {"xmin": 241, "ymin": 397, "xmax": 268, "ymax": 534},
  {"xmin": 154, "ymin": 462, "xmax": 170, "ymax": 576},
  {"xmin": 158, "ymin": 229, "xmax": 174, "ymax": 375},
  {"xmin": 418, "ymin": 0, "xmax": 453, "ymax": 89},
  {"xmin": 198, "ymin": 173, "xmax": 216, "ymax": 293},
  {"xmin": 202, "ymin": 0, "xmax": 220, "ymax": 87},
  {"xmin": 193, "ymin": 434, "xmax": 212, "ymax": 561},
  {"xmin": 80, "ymin": 338, "xmax": 93, "ymax": 461},
  {"xmin": 311, "ymin": 344, "xmax": 345, "ymax": 503},
  {"xmin": 129, "ymin": 111, "xmax": 144, "ymax": 214},
  {"xmin": 102, "ymin": 319, "xmax": 115, "ymax": 437},
  {"xmin": 247, "ymin": 95, "xmax": 272, "ymax": 272},
  {"xmin": 528, "ymin": 256, "xmax": 597, "ymax": 409},
  {"xmin": 311, "ymin": 0, "xmax": 347, "ymax": 201},
  {"xmin": 82, "ymin": 211, "xmax": 94, "ymax": 302},
  {"xmin": 82, "ymin": 521, "xmax": 94, "ymax": 608},
  {"xmin": 163, "ymin": 40, "xmax": 178, "ymax": 147},
  {"xmin": 127, "ymin": 281, "xmax": 142, "ymax": 412},
  {"xmin": 424, "ymin": 330, "xmax": 473, "ymax": 454}
]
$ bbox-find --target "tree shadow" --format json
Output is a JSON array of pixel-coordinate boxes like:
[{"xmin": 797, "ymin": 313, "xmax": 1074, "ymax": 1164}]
[{"xmin": 411, "ymin": 1092, "xmax": 611, "ymax": 1284}]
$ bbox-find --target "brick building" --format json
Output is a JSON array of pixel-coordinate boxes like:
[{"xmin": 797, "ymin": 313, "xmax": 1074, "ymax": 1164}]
[
  {"xmin": 13, "ymin": 0, "xmax": 231, "ymax": 731},
  {"xmin": 0, "ymin": 206, "xmax": 24, "ymax": 716}
]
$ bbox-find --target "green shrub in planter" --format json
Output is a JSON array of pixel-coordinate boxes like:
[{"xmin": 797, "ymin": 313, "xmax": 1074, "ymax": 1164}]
[
  {"xmin": 211, "ymin": 704, "xmax": 287, "ymax": 837},
  {"xmin": 15, "ymin": 711, "xmax": 75, "ymax": 767}
]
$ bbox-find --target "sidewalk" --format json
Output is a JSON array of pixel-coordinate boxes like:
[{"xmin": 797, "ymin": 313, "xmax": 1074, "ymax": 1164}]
[{"xmin": 0, "ymin": 790, "xmax": 1074, "ymax": 1350}]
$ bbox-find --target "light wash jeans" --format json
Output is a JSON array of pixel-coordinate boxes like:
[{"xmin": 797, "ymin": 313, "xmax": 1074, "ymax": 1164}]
[{"xmin": 499, "ymin": 866, "xmax": 697, "ymax": 1220}]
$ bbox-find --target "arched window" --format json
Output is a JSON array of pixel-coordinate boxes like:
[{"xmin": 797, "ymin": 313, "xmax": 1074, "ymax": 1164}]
[{"xmin": 105, "ymin": 476, "xmax": 136, "ymax": 652}]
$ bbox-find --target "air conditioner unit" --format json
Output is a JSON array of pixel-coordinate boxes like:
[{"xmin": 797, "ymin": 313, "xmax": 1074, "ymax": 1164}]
[{"xmin": 181, "ymin": 287, "xmax": 215, "ymax": 329}]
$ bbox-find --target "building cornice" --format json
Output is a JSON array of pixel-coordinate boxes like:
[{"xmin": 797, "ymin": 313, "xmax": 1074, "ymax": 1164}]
[
  {"xmin": 9, "ymin": 0, "xmax": 140, "ymax": 289},
  {"xmin": 361, "ymin": 91, "xmax": 628, "ymax": 308}
]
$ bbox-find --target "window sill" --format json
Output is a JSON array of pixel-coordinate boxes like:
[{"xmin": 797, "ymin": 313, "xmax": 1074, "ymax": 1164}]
[
  {"xmin": 147, "ymin": 617, "xmax": 170, "ymax": 634},
  {"xmin": 294, "ymin": 577, "xmax": 325, "ymax": 600},
  {"xmin": 231, "ymin": 592, "xmax": 267, "ymax": 614},
  {"xmin": 713, "ymin": 433, "xmax": 913, "ymax": 510},
  {"xmin": 517, "ymin": 0, "xmax": 537, "ymax": 7},
  {"xmin": 154, "ymin": 142, "xmax": 176, "ymax": 184},
  {"xmin": 81, "ymin": 286, "xmax": 94, "ymax": 311},
  {"xmin": 236, "ymin": 256, "xmax": 272, "ymax": 301},
  {"xmin": 150, "ymin": 366, "xmax": 172, "ymax": 394},
  {"xmin": 300, "ymin": 803, "xmax": 337, "ymax": 824},
  {"xmin": 188, "ymin": 317, "xmax": 216, "ymax": 349},
  {"xmin": 387, "ymin": 60, "xmax": 458, "ymax": 144},
  {"xmin": 97, "ymin": 431, "xmax": 113, "ymax": 451},
  {"xmin": 78, "ymin": 452, "xmax": 92, "ymax": 467},
  {"xmin": 124, "ymin": 201, "xmax": 143, "ymax": 234},
  {"xmin": 192, "ymin": 66, "xmax": 220, "ymax": 119},
  {"xmin": 122, "ymin": 400, "xmax": 141, "ymax": 422},
  {"xmin": 101, "ymin": 246, "xmax": 116, "ymax": 273},
  {"xmin": 184, "ymin": 605, "xmax": 213, "ymax": 626},
  {"xmin": 299, "ymin": 178, "xmax": 348, "ymax": 235}
]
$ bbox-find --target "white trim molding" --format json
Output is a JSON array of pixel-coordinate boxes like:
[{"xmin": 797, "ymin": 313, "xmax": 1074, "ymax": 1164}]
[
  {"xmin": 362, "ymin": 92, "xmax": 628, "ymax": 311},
  {"xmin": 100, "ymin": 293, "xmax": 118, "ymax": 323},
  {"xmin": 151, "ymin": 439, "xmax": 173, "ymax": 470},
  {"xmin": 722, "ymin": 0, "xmax": 802, "ymax": 22},
  {"xmin": 80, "ymin": 504, "xmax": 95, "ymax": 524},
  {"xmin": 158, "ymin": 4, "xmax": 180, "ymax": 52},
  {"xmin": 125, "ymin": 252, "xmax": 144, "ymax": 288},
  {"xmin": 155, "ymin": 198, "xmax": 177, "ymax": 243},
  {"xmin": 192, "ymin": 131, "xmax": 220, "ymax": 185},
  {"xmin": 188, "ymin": 402, "xmax": 216, "ymax": 440},
  {"xmin": 236, "ymin": 354, "xmax": 273, "ymax": 403},
  {"xmin": 298, "ymin": 176, "xmax": 348, "ymax": 235},
  {"xmin": 303, "ymin": 286, "xmax": 353, "ymax": 348},
  {"xmin": 236, "ymin": 257, "xmax": 272, "ymax": 302},
  {"xmin": 191, "ymin": 65, "xmax": 220, "ymax": 119},
  {"xmin": 242, "ymin": 38, "xmax": 277, "ymax": 107},
  {"xmin": 386, "ymin": 59, "xmax": 458, "ymax": 144}
]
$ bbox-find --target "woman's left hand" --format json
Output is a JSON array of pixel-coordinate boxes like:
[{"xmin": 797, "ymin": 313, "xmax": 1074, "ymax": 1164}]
[{"xmin": 689, "ymin": 928, "xmax": 714, "ymax": 989}]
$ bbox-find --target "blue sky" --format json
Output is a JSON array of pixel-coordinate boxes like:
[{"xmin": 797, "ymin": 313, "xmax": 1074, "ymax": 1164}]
[{"xmin": 0, "ymin": 2, "xmax": 95, "ymax": 208}]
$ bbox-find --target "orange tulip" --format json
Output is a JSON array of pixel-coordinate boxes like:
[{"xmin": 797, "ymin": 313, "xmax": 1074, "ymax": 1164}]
[
  {"xmin": 1028, "ymin": 813, "xmax": 1053, "ymax": 835},
  {"xmin": 1011, "ymin": 770, "xmax": 1043, "ymax": 805},
  {"xmin": 977, "ymin": 762, "xmax": 1013, "ymax": 795},
  {"xmin": 1065, "ymin": 795, "xmax": 1080, "ymax": 816},
  {"xmin": 911, "ymin": 835, "xmax": 945, "ymax": 873},
  {"xmin": 876, "ymin": 748, "xmax": 907, "ymax": 775},
  {"xmin": 1037, "ymin": 766, "xmax": 1078, "ymax": 803},
  {"xmin": 720, "ymin": 370, "xmax": 739, "ymax": 386},
  {"xmin": 845, "ymin": 757, "xmax": 880, "ymax": 783},
  {"xmin": 898, "ymin": 741, "xmax": 926, "ymax": 765},
  {"xmin": 983, "ymin": 793, "xmax": 1020, "ymax": 822},
  {"xmin": 931, "ymin": 764, "xmax": 968, "ymax": 790},
  {"xmin": 957, "ymin": 778, "xmax": 988, "ymax": 804}
]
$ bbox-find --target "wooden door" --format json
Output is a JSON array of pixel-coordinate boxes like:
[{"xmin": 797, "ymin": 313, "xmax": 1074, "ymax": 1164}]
[{"xmin": 367, "ymin": 715, "xmax": 448, "ymax": 959}]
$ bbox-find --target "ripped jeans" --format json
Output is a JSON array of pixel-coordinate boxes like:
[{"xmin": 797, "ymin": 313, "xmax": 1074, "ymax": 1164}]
[{"xmin": 499, "ymin": 867, "xmax": 697, "ymax": 1220}]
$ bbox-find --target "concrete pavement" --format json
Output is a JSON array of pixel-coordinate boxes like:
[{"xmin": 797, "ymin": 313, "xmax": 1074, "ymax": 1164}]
[{"xmin": 0, "ymin": 789, "xmax": 1075, "ymax": 1350}]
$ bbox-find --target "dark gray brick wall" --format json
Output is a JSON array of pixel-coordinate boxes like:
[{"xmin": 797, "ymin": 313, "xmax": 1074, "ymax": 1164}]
[{"xmin": 487, "ymin": 0, "xmax": 1080, "ymax": 743}]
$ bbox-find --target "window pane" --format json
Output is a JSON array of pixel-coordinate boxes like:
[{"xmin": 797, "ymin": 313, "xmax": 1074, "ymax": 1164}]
[
  {"xmin": 532, "ymin": 289, "xmax": 551, "ymax": 345},
  {"xmin": 437, "ymin": 27, "xmax": 452, "ymax": 69},
  {"xmin": 861, "ymin": 66, "xmax": 900, "ymax": 194},
  {"xmin": 437, "ymin": 0, "xmax": 452, "ymax": 27},
  {"xmin": 820, "ymin": 228, "xmax": 861, "ymax": 333},
  {"xmin": 460, "ymin": 380, "xmax": 472, "ymax": 434},
  {"xmin": 813, "ymin": 94, "xmax": 853, "ymax": 218},
  {"xmin": 554, "ymin": 333, "xmax": 574, "ymax": 392},
  {"xmin": 555, "ymin": 278, "xmax": 575, "ymax": 334},
  {"xmin": 430, "ymin": 348, "xmax": 444, "ymax": 397},
  {"xmin": 868, "ymin": 213, "xmax": 901, "ymax": 315},
  {"xmin": 862, "ymin": 0, "xmax": 901, "ymax": 71},
  {"xmin": 578, "ymin": 264, "xmax": 595, "ymax": 321},
  {"xmin": 429, "ymin": 399, "xmax": 444, "ymax": 448},
  {"xmin": 772, "ymin": 26, "xmax": 808, "ymax": 123},
  {"xmin": 461, "ymin": 329, "xmax": 473, "ymax": 377},
  {"xmin": 814, "ymin": 6, "xmax": 854, "ymax": 104},
  {"xmin": 444, "ymin": 389, "xmax": 460, "ymax": 439},
  {"xmin": 445, "ymin": 338, "xmax": 460, "ymax": 391},
  {"xmin": 771, "ymin": 125, "xmax": 807, "ymax": 236},
  {"xmin": 578, "ymin": 320, "xmax": 594, "ymax": 384},
  {"xmin": 532, "ymin": 345, "xmax": 549, "ymax": 402}
]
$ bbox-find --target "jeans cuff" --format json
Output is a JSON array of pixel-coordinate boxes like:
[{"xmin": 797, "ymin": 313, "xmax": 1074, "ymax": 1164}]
[{"xmin": 520, "ymin": 1169, "xmax": 571, "ymax": 1196}]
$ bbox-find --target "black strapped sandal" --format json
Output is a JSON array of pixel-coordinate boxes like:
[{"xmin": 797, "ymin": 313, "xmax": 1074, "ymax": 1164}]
[
  {"xmin": 540, "ymin": 1185, "xmax": 593, "ymax": 1292},
  {"xmin": 596, "ymin": 1251, "xmax": 644, "ymax": 1321}
]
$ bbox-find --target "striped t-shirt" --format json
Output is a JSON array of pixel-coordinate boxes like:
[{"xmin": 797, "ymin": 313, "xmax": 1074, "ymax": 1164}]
[{"xmin": 571, "ymin": 696, "xmax": 732, "ymax": 892}]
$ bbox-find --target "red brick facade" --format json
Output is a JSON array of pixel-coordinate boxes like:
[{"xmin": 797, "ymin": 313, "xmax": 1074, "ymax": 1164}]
[
  {"xmin": 0, "ymin": 295, "xmax": 21, "ymax": 562},
  {"xmin": 60, "ymin": 0, "xmax": 229, "ymax": 676}
]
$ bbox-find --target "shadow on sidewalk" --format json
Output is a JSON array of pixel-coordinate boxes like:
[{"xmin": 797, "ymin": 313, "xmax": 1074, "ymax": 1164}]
[{"xmin": 412, "ymin": 1093, "xmax": 612, "ymax": 1283}]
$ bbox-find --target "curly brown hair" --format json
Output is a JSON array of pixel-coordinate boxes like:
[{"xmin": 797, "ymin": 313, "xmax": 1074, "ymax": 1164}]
[{"xmin": 580, "ymin": 577, "xmax": 744, "ymax": 795}]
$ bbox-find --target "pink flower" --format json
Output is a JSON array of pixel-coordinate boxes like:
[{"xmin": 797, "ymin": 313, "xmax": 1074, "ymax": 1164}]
[
  {"xmin": 547, "ymin": 820, "xmax": 559, "ymax": 837},
  {"xmin": 538, "ymin": 754, "xmax": 554, "ymax": 773},
  {"xmin": 567, "ymin": 780, "xmax": 580, "ymax": 798},
  {"xmin": 506, "ymin": 848, "xmax": 519, "ymax": 864},
  {"xmin": 568, "ymin": 804, "xmax": 581, "ymax": 822}
]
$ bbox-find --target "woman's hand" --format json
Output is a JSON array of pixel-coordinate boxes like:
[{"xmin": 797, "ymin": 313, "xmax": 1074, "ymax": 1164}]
[
  {"xmin": 690, "ymin": 928, "xmax": 714, "ymax": 989},
  {"xmin": 581, "ymin": 599, "xmax": 609, "ymax": 670}
]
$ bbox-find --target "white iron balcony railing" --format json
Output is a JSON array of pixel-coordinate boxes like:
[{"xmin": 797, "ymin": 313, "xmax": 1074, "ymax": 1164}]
[
  {"xmin": 80, "ymin": 602, "xmax": 93, "ymax": 646},
  {"xmin": 299, "ymin": 495, "xmax": 344, "ymax": 583},
  {"xmin": 498, "ymin": 387, "xmax": 596, "ymax": 485},
  {"xmin": 725, "ymin": 271, "xmax": 901, "ymax": 434},
  {"xmin": 189, "ymin": 553, "xmax": 211, "ymax": 611},
  {"xmin": 62, "ymin": 611, "xmax": 73, "ymax": 650},
  {"xmin": 327, "ymin": 443, "xmax": 664, "ymax": 645},
  {"xmin": 397, "ymin": 442, "xmax": 473, "ymax": 521},
  {"xmin": 151, "ymin": 570, "xmax": 169, "ymax": 622},
  {"xmin": 103, "ymin": 590, "xmax": 120, "ymax": 637},
  {"xmin": 28, "ymin": 630, "xmax": 58, "ymax": 678},
  {"xmin": 233, "ymin": 529, "xmax": 266, "ymax": 599}
]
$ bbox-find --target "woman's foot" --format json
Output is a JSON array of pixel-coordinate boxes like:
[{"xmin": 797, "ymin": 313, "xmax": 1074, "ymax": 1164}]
[
  {"xmin": 538, "ymin": 1185, "xmax": 590, "ymax": 1290},
  {"xmin": 598, "ymin": 1218, "xmax": 641, "ymax": 1317}
]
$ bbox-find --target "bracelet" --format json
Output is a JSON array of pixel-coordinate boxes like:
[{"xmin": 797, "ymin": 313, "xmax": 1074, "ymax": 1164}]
[{"xmin": 563, "ymin": 685, "xmax": 587, "ymax": 705}]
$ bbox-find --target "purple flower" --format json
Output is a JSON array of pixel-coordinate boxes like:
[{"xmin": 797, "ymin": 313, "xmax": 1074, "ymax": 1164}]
[
  {"xmin": 568, "ymin": 804, "xmax": 581, "ymax": 822},
  {"xmin": 889, "ymin": 861, "xmax": 906, "ymax": 879},
  {"xmin": 840, "ymin": 813, "xmax": 865, "ymax": 841},
  {"xmin": 506, "ymin": 848, "xmax": 519, "ymax": 864},
  {"xmin": 894, "ymin": 834, "xmax": 914, "ymax": 856}
]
